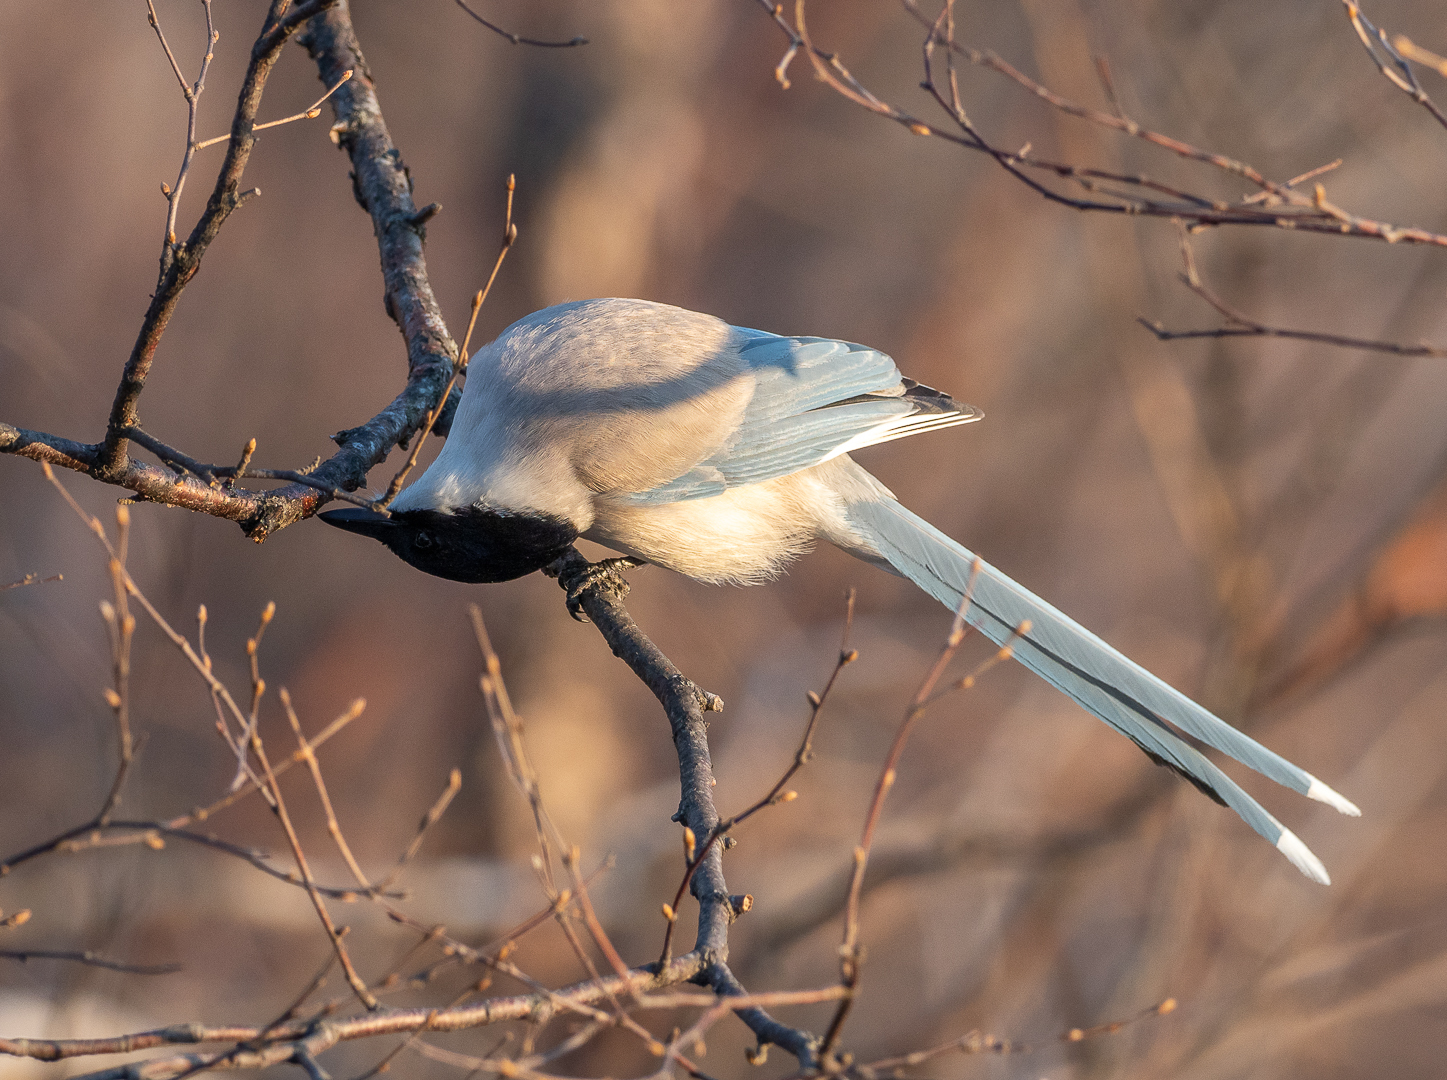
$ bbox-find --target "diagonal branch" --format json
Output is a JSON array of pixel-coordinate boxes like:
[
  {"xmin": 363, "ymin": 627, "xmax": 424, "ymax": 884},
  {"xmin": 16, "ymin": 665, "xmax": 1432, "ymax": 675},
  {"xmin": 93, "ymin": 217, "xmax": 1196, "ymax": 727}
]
[
  {"xmin": 453, "ymin": 0, "xmax": 588, "ymax": 48},
  {"xmin": 1343, "ymin": 1, "xmax": 1447, "ymax": 134}
]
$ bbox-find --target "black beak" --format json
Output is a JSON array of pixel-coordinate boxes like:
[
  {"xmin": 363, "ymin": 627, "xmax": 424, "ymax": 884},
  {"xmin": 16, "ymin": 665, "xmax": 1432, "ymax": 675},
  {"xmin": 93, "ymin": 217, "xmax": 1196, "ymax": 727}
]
[{"xmin": 318, "ymin": 507, "xmax": 398, "ymax": 540}]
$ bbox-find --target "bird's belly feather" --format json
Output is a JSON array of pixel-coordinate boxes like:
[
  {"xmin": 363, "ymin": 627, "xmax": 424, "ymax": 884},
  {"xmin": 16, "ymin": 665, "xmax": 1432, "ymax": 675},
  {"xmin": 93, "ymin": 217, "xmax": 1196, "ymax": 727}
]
[{"xmin": 585, "ymin": 475, "xmax": 823, "ymax": 584}]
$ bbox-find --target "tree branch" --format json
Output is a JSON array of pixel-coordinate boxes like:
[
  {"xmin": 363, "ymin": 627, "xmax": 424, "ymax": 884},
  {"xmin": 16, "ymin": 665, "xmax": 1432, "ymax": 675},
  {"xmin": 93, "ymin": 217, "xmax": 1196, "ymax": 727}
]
[
  {"xmin": 1343, "ymin": 0, "xmax": 1447, "ymax": 133},
  {"xmin": 1, "ymin": 0, "xmax": 463, "ymax": 541},
  {"xmin": 0, "ymin": 950, "xmax": 181, "ymax": 977},
  {"xmin": 98, "ymin": 0, "xmax": 341, "ymax": 479},
  {"xmin": 1139, "ymin": 225, "xmax": 1447, "ymax": 357},
  {"xmin": 758, "ymin": 0, "xmax": 1447, "ymax": 248},
  {"xmin": 453, "ymin": 0, "xmax": 588, "ymax": 48},
  {"xmin": 0, "ymin": 956, "xmax": 709, "ymax": 1067},
  {"xmin": 547, "ymin": 548, "xmax": 823, "ymax": 1068}
]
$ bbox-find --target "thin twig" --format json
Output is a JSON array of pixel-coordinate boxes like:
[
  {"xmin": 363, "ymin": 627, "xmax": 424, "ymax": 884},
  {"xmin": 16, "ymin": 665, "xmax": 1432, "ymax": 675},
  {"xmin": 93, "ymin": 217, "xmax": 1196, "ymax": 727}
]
[
  {"xmin": 280, "ymin": 687, "xmax": 371, "ymax": 890},
  {"xmin": 1093, "ymin": 54, "xmax": 1126, "ymax": 120},
  {"xmin": 453, "ymin": 0, "xmax": 588, "ymax": 48},
  {"xmin": 370, "ymin": 769, "xmax": 462, "ymax": 894},
  {"xmin": 99, "ymin": 0, "xmax": 342, "ymax": 480},
  {"xmin": 404, "ymin": 861, "xmax": 612, "ymax": 993},
  {"xmin": 0, "ymin": 573, "xmax": 63, "ymax": 591},
  {"xmin": 5, "ymin": 819, "xmax": 389, "ymax": 900},
  {"xmin": 1, "ymin": 696, "xmax": 368, "ymax": 881},
  {"xmin": 821, "ymin": 564, "xmax": 1031, "ymax": 1060},
  {"xmin": 1343, "ymin": 1, "xmax": 1447, "ymax": 133},
  {"xmin": 238, "ymin": 600, "xmax": 276, "ymax": 788},
  {"xmin": 1392, "ymin": 34, "xmax": 1447, "ymax": 78},
  {"xmin": 758, "ymin": 0, "xmax": 1447, "ymax": 248},
  {"xmin": 1139, "ymin": 225, "xmax": 1447, "ymax": 357},
  {"xmin": 0, "ymin": 949, "xmax": 182, "ymax": 977},
  {"xmin": 562, "ymin": 846, "xmax": 631, "ymax": 987},
  {"xmin": 144, "ymin": 0, "xmax": 190, "ymax": 92},
  {"xmin": 468, "ymin": 605, "xmax": 643, "ymax": 1032},
  {"xmin": 251, "ymin": 721, "xmax": 379, "ymax": 1009},
  {"xmin": 193, "ymin": 69, "xmax": 354, "ymax": 150},
  {"xmin": 848, "ymin": 996, "xmax": 1180, "ymax": 1076},
  {"xmin": 1241, "ymin": 159, "xmax": 1342, "ymax": 204},
  {"xmin": 151, "ymin": 0, "xmax": 218, "ymax": 265},
  {"xmin": 95, "ymin": 506, "xmax": 136, "ymax": 825},
  {"xmin": 37, "ymin": 464, "xmax": 268, "ymax": 797},
  {"xmin": 0, "ymin": 963, "xmax": 846, "ymax": 1069}
]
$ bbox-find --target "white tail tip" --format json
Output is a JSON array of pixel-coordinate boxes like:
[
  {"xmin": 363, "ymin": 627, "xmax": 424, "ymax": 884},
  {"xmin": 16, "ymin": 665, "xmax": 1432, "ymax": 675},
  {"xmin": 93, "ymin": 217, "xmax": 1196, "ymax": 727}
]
[
  {"xmin": 1276, "ymin": 827, "xmax": 1330, "ymax": 885},
  {"xmin": 1306, "ymin": 776, "xmax": 1361, "ymax": 817}
]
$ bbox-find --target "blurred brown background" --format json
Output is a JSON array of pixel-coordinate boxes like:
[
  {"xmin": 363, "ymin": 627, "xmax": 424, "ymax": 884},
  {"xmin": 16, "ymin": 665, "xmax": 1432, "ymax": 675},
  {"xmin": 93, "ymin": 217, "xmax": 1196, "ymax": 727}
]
[{"xmin": 4, "ymin": 1, "xmax": 1447, "ymax": 1076}]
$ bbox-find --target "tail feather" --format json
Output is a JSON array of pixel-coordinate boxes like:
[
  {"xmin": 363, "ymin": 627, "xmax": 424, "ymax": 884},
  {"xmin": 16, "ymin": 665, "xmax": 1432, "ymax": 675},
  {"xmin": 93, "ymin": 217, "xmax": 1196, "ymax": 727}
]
[{"xmin": 846, "ymin": 497, "xmax": 1353, "ymax": 884}]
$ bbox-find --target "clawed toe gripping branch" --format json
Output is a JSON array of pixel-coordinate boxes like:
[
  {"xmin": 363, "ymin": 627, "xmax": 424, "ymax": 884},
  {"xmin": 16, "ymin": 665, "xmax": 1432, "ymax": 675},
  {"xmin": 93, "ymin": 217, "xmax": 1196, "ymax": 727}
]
[{"xmin": 548, "ymin": 553, "xmax": 649, "ymax": 622}]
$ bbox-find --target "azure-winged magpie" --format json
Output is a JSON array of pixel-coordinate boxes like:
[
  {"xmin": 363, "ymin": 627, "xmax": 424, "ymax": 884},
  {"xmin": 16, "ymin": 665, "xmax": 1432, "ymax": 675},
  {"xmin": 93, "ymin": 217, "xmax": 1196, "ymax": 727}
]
[{"xmin": 321, "ymin": 298, "xmax": 1358, "ymax": 882}]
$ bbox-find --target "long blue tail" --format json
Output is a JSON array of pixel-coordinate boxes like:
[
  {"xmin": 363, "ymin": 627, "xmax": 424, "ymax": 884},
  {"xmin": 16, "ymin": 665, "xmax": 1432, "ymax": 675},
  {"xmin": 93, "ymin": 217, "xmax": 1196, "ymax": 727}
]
[{"xmin": 846, "ymin": 497, "xmax": 1359, "ymax": 884}]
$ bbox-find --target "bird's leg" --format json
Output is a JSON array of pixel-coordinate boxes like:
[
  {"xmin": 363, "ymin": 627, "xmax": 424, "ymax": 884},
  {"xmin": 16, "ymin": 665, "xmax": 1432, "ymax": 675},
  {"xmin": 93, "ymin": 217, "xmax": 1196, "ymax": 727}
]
[{"xmin": 549, "ymin": 555, "xmax": 646, "ymax": 622}]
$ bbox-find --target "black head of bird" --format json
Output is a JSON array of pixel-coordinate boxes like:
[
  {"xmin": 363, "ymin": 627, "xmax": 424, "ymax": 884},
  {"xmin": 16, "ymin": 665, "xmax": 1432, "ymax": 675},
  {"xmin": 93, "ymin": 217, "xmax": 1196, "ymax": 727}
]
[{"xmin": 318, "ymin": 506, "xmax": 577, "ymax": 584}]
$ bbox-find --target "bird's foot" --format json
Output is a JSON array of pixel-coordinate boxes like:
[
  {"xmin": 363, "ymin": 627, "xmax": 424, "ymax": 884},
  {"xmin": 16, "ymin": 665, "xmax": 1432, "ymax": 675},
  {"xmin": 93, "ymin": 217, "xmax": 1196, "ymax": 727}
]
[{"xmin": 555, "ymin": 556, "xmax": 646, "ymax": 621}]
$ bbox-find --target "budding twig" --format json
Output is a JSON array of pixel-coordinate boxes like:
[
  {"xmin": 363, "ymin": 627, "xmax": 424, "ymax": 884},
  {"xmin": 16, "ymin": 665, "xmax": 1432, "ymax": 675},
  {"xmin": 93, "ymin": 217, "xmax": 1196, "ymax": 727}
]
[{"xmin": 193, "ymin": 69, "xmax": 354, "ymax": 150}]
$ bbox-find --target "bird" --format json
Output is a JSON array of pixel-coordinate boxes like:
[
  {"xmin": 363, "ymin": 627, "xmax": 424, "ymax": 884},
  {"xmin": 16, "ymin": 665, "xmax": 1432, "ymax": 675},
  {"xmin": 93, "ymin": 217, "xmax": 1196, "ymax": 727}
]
[{"xmin": 320, "ymin": 297, "xmax": 1359, "ymax": 883}]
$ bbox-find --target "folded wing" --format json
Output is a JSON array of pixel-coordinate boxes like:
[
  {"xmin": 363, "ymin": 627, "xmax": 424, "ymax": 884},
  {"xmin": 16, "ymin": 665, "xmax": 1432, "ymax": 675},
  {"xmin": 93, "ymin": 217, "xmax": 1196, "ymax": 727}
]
[{"xmin": 619, "ymin": 331, "xmax": 980, "ymax": 504}]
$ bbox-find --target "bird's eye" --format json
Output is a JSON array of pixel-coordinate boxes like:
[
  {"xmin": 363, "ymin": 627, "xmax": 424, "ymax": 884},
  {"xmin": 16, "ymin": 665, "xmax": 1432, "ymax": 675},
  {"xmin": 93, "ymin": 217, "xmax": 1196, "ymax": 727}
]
[{"xmin": 414, "ymin": 532, "xmax": 434, "ymax": 550}]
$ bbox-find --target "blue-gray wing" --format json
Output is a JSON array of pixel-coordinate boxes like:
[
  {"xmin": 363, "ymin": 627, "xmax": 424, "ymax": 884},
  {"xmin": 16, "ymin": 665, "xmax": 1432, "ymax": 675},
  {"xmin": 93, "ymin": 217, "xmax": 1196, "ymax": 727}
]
[{"xmin": 620, "ymin": 330, "xmax": 980, "ymax": 504}]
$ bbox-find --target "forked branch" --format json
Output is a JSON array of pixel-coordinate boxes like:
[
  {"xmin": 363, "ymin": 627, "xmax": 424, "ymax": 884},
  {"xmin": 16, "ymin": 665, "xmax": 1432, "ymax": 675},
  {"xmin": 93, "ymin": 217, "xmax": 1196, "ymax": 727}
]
[{"xmin": 0, "ymin": 2, "xmax": 463, "ymax": 542}]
